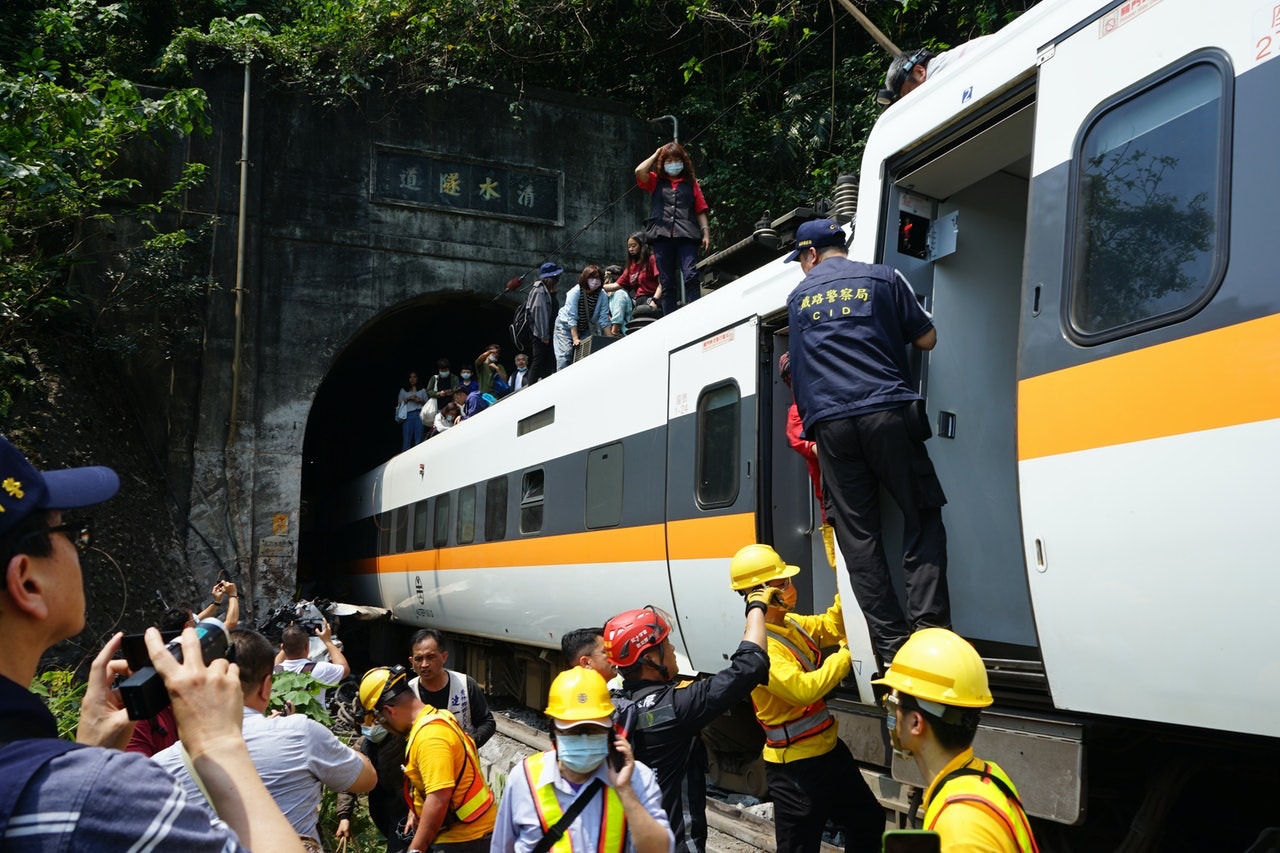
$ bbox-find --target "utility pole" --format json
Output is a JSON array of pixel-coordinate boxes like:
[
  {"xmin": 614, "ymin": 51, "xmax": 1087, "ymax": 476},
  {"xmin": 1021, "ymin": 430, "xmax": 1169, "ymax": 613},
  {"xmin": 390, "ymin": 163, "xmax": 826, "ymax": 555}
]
[{"xmin": 833, "ymin": 0, "xmax": 900, "ymax": 57}]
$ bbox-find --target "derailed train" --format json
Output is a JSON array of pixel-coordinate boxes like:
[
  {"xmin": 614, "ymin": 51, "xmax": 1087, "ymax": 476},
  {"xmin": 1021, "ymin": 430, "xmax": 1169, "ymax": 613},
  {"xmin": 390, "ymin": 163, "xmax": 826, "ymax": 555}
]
[{"xmin": 319, "ymin": 0, "xmax": 1280, "ymax": 843}]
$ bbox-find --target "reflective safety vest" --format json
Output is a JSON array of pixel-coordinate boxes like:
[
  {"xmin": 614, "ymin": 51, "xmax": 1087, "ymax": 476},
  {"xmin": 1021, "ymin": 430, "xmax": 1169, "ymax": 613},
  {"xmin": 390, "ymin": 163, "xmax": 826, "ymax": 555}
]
[
  {"xmin": 404, "ymin": 709, "xmax": 494, "ymax": 824},
  {"xmin": 924, "ymin": 760, "xmax": 1039, "ymax": 853},
  {"xmin": 522, "ymin": 751, "xmax": 627, "ymax": 853},
  {"xmin": 755, "ymin": 619, "xmax": 835, "ymax": 748}
]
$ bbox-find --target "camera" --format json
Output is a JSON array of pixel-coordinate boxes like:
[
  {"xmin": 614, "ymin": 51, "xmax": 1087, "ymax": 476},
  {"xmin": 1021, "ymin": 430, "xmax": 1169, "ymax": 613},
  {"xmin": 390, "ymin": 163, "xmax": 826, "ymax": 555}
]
[{"xmin": 119, "ymin": 618, "xmax": 231, "ymax": 721}]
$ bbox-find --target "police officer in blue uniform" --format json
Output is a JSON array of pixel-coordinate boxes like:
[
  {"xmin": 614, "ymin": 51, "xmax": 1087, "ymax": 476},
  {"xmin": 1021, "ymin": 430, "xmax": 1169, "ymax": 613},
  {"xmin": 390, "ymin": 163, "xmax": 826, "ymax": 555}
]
[{"xmin": 784, "ymin": 219, "xmax": 950, "ymax": 672}]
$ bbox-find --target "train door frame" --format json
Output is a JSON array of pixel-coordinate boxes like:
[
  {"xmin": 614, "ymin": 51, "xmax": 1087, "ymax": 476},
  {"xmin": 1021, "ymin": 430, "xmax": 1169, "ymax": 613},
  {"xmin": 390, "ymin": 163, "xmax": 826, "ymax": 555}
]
[
  {"xmin": 875, "ymin": 83, "xmax": 1041, "ymax": 659},
  {"xmin": 664, "ymin": 316, "xmax": 762, "ymax": 674}
]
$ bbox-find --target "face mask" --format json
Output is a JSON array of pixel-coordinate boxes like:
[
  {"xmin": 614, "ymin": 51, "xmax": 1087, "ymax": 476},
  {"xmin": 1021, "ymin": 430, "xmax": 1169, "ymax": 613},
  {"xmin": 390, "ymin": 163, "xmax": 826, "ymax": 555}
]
[
  {"xmin": 779, "ymin": 581, "xmax": 798, "ymax": 612},
  {"xmin": 663, "ymin": 161, "xmax": 684, "ymax": 177},
  {"xmin": 886, "ymin": 702, "xmax": 911, "ymax": 759},
  {"xmin": 517, "ymin": 365, "xmax": 527, "ymax": 372},
  {"xmin": 439, "ymin": 370, "xmax": 449, "ymax": 378},
  {"xmin": 588, "ymin": 278, "xmax": 602, "ymax": 290},
  {"xmin": 556, "ymin": 731, "xmax": 610, "ymax": 774},
  {"xmin": 488, "ymin": 354, "xmax": 497, "ymax": 363},
  {"xmin": 362, "ymin": 723, "xmax": 389, "ymax": 744},
  {"xmin": 460, "ymin": 372, "xmax": 472, "ymax": 381}
]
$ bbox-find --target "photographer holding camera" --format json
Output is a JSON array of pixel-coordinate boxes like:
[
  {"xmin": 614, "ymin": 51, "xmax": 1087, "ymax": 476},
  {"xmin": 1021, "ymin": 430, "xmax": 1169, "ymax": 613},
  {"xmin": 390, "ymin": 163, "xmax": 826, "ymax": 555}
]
[
  {"xmin": 0, "ymin": 436, "xmax": 304, "ymax": 852},
  {"xmin": 275, "ymin": 617, "xmax": 350, "ymax": 705}
]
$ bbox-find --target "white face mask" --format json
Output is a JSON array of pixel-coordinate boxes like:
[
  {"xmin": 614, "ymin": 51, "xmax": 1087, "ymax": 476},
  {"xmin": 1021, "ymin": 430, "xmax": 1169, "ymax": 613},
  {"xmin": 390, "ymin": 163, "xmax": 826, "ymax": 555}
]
[
  {"xmin": 438, "ymin": 370, "xmax": 449, "ymax": 378},
  {"xmin": 588, "ymin": 278, "xmax": 602, "ymax": 290},
  {"xmin": 663, "ymin": 161, "xmax": 684, "ymax": 177}
]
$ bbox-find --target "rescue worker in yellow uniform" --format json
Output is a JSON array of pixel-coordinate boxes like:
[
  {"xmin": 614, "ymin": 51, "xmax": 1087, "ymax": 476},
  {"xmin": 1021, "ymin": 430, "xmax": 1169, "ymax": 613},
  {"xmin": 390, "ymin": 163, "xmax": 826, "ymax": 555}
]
[
  {"xmin": 873, "ymin": 629, "xmax": 1039, "ymax": 853},
  {"xmin": 358, "ymin": 666, "xmax": 497, "ymax": 853},
  {"xmin": 731, "ymin": 544, "xmax": 884, "ymax": 853},
  {"xmin": 492, "ymin": 666, "xmax": 674, "ymax": 853}
]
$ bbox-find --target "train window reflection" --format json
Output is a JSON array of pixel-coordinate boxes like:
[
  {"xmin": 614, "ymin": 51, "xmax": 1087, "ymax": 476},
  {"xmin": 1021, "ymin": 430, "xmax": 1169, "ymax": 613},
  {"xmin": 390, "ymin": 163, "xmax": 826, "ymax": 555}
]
[
  {"xmin": 394, "ymin": 505, "xmax": 408, "ymax": 553},
  {"xmin": 457, "ymin": 485, "xmax": 476, "ymax": 545},
  {"xmin": 521, "ymin": 469, "xmax": 544, "ymax": 534},
  {"xmin": 433, "ymin": 493, "xmax": 450, "ymax": 548},
  {"xmin": 586, "ymin": 443, "xmax": 624, "ymax": 529},
  {"xmin": 485, "ymin": 476, "xmax": 508, "ymax": 541},
  {"xmin": 413, "ymin": 501, "xmax": 428, "ymax": 551},
  {"xmin": 1069, "ymin": 58, "xmax": 1229, "ymax": 341},
  {"xmin": 378, "ymin": 513, "xmax": 392, "ymax": 556},
  {"xmin": 696, "ymin": 383, "xmax": 740, "ymax": 508}
]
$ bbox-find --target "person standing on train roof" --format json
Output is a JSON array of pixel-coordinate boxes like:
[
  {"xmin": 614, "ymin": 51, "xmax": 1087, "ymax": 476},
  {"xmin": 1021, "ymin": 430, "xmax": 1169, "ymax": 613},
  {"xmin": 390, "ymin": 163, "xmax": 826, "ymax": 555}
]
[
  {"xmin": 526, "ymin": 262, "xmax": 562, "ymax": 384},
  {"xmin": 510, "ymin": 353, "xmax": 530, "ymax": 392},
  {"xmin": 785, "ymin": 218, "xmax": 950, "ymax": 673},
  {"xmin": 490, "ymin": 666, "xmax": 674, "ymax": 853},
  {"xmin": 359, "ymin": 665, "xmax": 496, "ymax": 853},
  {"xmin": 635, "ymin": 143, "xmax": 710, "ymax": 316},
  {"xmin": 474, "ymin": 344, "xmax": 509, "ymax": 396},
  {"xmin": 731, "ymin": 543, "xmax": 884, "ymax": 853},
  {"xmin": 873, "ymin": 629, "xmax": 1039, "ymax": 853},
  {"xmin": 602, "ymin": 601, "xmax": 770, "ymax": 853},
  {"xmin": 407, "ymin": 628, "xmax": 496, "ymax": 748}
]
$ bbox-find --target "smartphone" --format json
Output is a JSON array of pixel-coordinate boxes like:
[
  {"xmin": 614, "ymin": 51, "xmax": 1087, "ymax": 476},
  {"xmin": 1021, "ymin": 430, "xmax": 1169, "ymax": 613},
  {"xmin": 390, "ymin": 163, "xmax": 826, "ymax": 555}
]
[
  {"xmin": 882, "ymin": 830, "xmax": 940, "ymax": 853},
  {"xmin": 607, "ymin": 731, "xmax": 625, "ymax": 772}
]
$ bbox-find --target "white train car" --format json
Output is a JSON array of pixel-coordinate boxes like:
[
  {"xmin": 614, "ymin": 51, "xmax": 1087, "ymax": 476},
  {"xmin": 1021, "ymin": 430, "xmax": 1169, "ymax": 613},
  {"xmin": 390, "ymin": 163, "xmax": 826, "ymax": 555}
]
[{"xmin": 324, "ymin": 0, "xmax": 1280, "ymax": 842}]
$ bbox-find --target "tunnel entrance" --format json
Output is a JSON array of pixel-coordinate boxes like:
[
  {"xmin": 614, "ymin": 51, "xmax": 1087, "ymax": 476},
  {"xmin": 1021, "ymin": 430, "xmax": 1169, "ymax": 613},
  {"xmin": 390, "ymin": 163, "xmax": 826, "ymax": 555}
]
[{"xmin": 298, "ymin": 292, "xmax": 518, "ymax": 591}]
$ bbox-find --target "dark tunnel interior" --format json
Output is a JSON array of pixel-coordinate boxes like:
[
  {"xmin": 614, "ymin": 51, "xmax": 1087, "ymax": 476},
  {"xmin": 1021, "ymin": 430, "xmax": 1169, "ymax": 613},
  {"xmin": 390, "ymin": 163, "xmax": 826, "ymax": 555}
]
[{"xmin": 298, "ymin": 292, "xmax": 523, "ymax": 583}]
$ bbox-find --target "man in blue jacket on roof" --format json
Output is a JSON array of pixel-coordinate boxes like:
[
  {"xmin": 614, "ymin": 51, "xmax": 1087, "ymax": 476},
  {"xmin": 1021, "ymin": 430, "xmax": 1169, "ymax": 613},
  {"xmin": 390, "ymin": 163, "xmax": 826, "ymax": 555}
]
[{"xmin": 785, "ymin": 219, "xmax": 951, "ymax": 674}]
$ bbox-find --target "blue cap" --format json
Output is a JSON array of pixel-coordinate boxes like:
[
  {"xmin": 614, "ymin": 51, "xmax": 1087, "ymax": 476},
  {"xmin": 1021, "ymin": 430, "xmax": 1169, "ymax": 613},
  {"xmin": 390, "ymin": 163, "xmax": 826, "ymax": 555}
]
[
  {"xmin": 0, "ymin": 436, "xmax": 119, "ymax": 539},
  {"xmin": 784, "ymin": 219, "xmax": 847, "ymax": 263},
  {"xmin": 538, "ymin": 262, "xmax": 564, "ymax": 280}
]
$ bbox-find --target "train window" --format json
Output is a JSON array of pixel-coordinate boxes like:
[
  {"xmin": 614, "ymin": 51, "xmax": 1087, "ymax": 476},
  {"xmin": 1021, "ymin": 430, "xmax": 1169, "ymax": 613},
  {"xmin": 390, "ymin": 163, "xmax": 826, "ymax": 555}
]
[
  {"xmin": 520, "ymin": 469, "xmax": 544, "ymax": 534},
  {"xmin": 1067, "ymin": 57, "xmax": 1230, "ymax": 342},
  {"xmin": 433, "ymin": 493, "xmax": 450, "ymax": 548},
  {"xmin": 413, "ymin": 501, "xmax": 428, "ymax": 551},
  {"xmin": 393, "ymin": 505, "xmax": 408, "ymax": 554},
  {"xmin": 378, "ymin": 513, "xmax": 392, "ymax": 556},
  {"xmin": 518, "ymin": 406, "xmax": 555, "ymax": 436},
  {"xmin": 484, "ymin": 475, "xmax": 508, "ymax": 541},
  {"xmin": 457, "ymin": 485, "xmax": 476, "ymax": 545},
  {"xmin": 586, "ymin": 443, "xmax": 624, "ymax": 529},
  {"xmin": 695, "ymin": 383, "xmax": 740, "ymax": 508}
]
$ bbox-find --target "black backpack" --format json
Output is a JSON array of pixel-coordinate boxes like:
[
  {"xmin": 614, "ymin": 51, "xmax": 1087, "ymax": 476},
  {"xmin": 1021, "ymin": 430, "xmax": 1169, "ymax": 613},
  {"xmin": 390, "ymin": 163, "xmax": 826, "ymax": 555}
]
[{"xmin": 510, "ymin": 292, "xmax": 534, "ymax": 352}]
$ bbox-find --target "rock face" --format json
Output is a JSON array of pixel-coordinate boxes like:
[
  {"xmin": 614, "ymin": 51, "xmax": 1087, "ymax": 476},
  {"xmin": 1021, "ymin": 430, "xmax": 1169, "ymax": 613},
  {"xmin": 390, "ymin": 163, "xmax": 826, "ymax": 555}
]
[{"xmin": 92, "ymin": 67, "xmax": 654, "ymax": 618}]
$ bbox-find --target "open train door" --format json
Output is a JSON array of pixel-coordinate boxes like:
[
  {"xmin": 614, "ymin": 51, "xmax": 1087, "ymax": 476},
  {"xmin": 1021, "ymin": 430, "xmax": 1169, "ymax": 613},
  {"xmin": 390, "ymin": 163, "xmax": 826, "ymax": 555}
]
[{"xmin": 665, "ymin": 316, "xmax": 761, "ymax": 674}]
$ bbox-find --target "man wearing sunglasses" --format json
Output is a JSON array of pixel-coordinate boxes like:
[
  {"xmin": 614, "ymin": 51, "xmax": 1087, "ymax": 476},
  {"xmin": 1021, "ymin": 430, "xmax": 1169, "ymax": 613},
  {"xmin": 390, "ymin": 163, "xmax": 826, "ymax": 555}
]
[
  {"xmin": 873, "ymin": 629, "xmax": 1038, "ymax": 853},
  {"xmin": 0, "ymin": 435, "xmax": 304, "ymax": 852},
  {"xmin": 358, "ymin": 665, "xmax": 496, "ymax": 853}
]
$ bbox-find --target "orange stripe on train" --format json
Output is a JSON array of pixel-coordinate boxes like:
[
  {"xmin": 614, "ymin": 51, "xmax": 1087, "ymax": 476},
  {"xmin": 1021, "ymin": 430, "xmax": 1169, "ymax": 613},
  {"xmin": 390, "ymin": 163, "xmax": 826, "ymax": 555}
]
[
  {"xmin": 1018, "ymin": 315, "xmax": 1280, "ymax": 460},
  {"xmin": 348, "ymin": 512, "xmax": 757, "ymax": 574}
]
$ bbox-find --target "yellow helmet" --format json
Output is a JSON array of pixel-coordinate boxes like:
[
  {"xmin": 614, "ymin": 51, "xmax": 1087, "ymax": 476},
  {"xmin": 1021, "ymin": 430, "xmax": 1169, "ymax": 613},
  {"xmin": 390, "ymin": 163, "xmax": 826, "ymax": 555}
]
[
  {"xmin": 872, "ymin": 628, "xmax": 992, "ymax": 708},
  {"xmin": 730, "ymin": 543, "xmax": 800, "ymax": 590},
  {"xmin": 358, "ymin": 665, "xmax": 411, "ymax": 721},
  {"xmin": 545, "ymin": 666, "xmax": 614, "ymax": 722}
]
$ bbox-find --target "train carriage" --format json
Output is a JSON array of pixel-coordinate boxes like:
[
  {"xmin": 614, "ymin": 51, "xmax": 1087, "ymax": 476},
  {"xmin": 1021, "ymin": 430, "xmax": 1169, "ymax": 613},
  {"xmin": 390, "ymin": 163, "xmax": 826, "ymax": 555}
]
[{"xmin": 322, "ymin": 0, "xmax": 1280, "ymax": 842}]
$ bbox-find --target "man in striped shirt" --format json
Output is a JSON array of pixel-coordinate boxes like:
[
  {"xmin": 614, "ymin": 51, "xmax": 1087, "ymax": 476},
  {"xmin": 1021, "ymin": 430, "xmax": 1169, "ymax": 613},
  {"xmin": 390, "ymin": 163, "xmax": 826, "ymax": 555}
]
[{"xmin": 0, "ymin": 435, "xmax": 303, "ymax": 852}]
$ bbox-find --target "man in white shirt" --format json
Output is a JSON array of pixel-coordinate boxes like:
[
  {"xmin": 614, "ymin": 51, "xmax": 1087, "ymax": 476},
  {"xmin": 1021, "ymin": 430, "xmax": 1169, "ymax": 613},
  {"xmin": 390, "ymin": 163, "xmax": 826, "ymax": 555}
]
[
  {"xmin": 275, "ymin": 619, "xmax": 349, "ymax": 704},
  {"xmin": 155, "ymin": 628, "xmax": 376, "ymax": 848}
]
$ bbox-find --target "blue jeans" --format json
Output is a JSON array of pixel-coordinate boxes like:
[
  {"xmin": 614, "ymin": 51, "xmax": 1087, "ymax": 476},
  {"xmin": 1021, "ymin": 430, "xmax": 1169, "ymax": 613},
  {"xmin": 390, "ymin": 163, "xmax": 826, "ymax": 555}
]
[
  {"xmin": 653, "ymin": 238, "xmax": 700, "ymax": 316},
  {"xmin": 401, "ymin": 411, "xmax": 424, "ymax": 450}
]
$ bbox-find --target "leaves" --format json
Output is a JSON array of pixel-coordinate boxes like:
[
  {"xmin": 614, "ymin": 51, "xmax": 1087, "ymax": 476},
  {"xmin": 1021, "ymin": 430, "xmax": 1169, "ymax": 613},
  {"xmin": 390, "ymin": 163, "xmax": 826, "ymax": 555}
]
[{"xmin": 269, "ymin": 670, "xmax": 335, "ymax": 725}]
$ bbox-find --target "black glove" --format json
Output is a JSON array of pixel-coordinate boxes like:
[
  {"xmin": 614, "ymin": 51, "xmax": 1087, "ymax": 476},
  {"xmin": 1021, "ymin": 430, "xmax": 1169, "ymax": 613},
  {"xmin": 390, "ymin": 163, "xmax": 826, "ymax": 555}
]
[{"xmin": 745, "ymin": 586, "xmax": 782, "ymax": 615}]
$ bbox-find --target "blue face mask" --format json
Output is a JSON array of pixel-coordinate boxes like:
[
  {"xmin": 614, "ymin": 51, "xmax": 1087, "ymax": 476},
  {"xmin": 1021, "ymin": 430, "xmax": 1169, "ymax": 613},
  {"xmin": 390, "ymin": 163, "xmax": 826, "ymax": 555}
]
[
  {"xmin": 460, "ymin": 372, "xmax": 472, "ymax": 381},
  {"xmin": 556, "ymin": 731, "xmax": 610, "ymax": 774},
  {"xmin": 517, "ymin": 365, "xmax": 528, "ymax": 372},
  {"xmin": 439, "ymin": 370, "xmax": 449, "ymax": 378},
  {"xmin": 362, "ymin": 723, "xmax": 389, "ymax": 744},
  {"xmin": 663, "ymin": 161, "xmax": 684, "ymax": 177}
]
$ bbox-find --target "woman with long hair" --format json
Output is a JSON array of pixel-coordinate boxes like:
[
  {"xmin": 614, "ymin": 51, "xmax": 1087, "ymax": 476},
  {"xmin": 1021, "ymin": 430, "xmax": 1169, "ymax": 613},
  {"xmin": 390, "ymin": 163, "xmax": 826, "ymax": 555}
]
[
  {"xmin": 610, "ymin": 231, "xmax": 662, "ymax": 309},
  {"xmin": 635, "ymin": 142, "xmax": 710, "ymax": 316},
  {"xmin": 553, "ymin": 265, "xmax": 611, "ymax": 370},
  {"xmin": 396, "ymin": 371, "xmax": 426, "ymax": 450}
]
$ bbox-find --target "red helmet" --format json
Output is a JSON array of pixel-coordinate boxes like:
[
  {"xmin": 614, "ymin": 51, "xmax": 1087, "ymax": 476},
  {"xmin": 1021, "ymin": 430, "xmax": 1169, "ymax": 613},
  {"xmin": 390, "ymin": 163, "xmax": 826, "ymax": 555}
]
[{"xmin": 603, "ymin": 607, "xmax": 672, "ymax": 668}]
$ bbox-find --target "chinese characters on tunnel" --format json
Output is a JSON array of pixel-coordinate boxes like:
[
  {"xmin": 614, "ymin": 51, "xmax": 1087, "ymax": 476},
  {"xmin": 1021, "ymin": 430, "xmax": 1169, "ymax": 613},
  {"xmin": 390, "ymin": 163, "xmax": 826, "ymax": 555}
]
[{"xmin": 375, "ymin": 148, "xmax": 562, "ymax": 224}]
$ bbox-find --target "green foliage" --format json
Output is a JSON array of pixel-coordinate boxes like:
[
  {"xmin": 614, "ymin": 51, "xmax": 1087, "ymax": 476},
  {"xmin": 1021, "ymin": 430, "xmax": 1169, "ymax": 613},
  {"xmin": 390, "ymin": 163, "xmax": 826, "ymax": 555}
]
[
  {"xmin": 269, "ymin": 669, "xmax": 335, "ymax": 725},
  {"xmin": 0, "ymin": 0, "xmax": 212, "ymax": 417},
  {"xmin": 29, "ymin": 669, "xmax": 87, "ymax": 740}
]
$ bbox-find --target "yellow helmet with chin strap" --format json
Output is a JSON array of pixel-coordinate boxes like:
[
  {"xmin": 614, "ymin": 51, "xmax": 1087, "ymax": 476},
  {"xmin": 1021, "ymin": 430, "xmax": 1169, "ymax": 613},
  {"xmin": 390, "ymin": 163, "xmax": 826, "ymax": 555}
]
[
  {"xmin": 729, "ymin": 543, "xmax": 799, "ymax": 590},
  {"xmin": 358, "ymin": 665, "xmax": 411, "ymax": 724},
  {"xmin": 545, "ymin": 666, "xmax": 614, "ymax": 722},
  {"xmin": 872, "ymin": 628, "xmax": 992, "ymax": 708}
]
